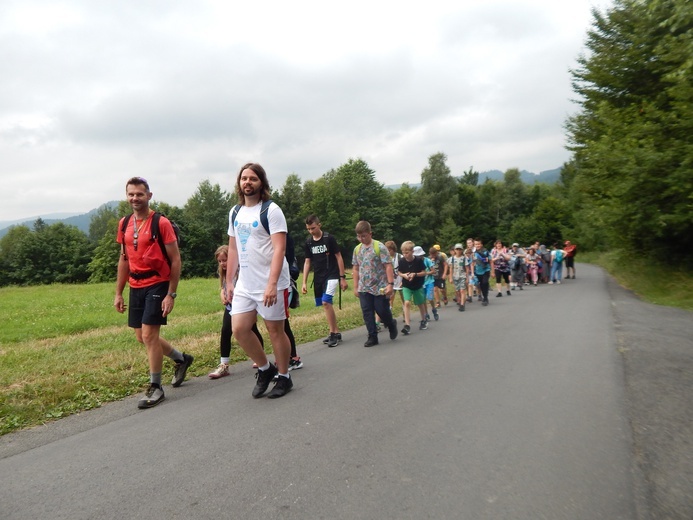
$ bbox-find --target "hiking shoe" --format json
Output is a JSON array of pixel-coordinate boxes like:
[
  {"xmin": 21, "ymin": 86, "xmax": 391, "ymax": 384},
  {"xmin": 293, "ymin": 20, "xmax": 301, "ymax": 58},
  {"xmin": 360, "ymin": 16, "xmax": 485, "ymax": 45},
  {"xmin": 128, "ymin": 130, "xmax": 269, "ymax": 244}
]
[
  {"xmin": 364, "ymin": 336, "xmax": 379, "ymax": 348},
  {"xmin": 289, "ymin": 357, "xmax": 303, "ymax": 371},
  {"xmin": 496, "ymin": 292, "xmax": 502, "ymax": 297},
  {"xmin": 388, "ymin": 319, "xmax": 398, "ymax": 340},
  {"xmin": 322, "ymin": 332, "xmax": 342, "ymax": 344},
  {"xmin": 419, "ymin": 320, "xmax": 428, "ymax": 330},
  {"xmin": 433, "ymin": 309, "xmax": 439, "ymax": 321},
  {"xmin": 138, "ymin": 384, "xmax": 165, "ymax": 409},
  {"xmin": 327, "ymin": 332, "xmax": 341, "ymax": 348},
  {"xmin": 267, "ymin": 375, "xmax": 293, "ymax": 399},
  {"xmin": 208, "ymin": 363, "xmax": 230, "ymax": 379},
  {"xmin": 252, "ymin": 363, "xmax": 278, "ymax": 398},
  {"xmin": 458, "ymin": 304, "xmax": 465, "ymax": 312},
  {"xmin": 401, "ymin": 324, "xmax": 411, "ymax": 335},
  {"xmin": 172, "ymin": 353, "xmax": 194, "ymax": 387}
]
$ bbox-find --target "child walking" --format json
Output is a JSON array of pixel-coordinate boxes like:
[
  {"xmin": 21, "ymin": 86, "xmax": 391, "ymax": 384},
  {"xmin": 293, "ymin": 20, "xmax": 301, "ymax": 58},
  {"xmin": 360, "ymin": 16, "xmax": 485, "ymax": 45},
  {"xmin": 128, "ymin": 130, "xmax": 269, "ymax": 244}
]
[{"xmin": 398, "ymin": 241, "xmax": 429, "ymax": 333}]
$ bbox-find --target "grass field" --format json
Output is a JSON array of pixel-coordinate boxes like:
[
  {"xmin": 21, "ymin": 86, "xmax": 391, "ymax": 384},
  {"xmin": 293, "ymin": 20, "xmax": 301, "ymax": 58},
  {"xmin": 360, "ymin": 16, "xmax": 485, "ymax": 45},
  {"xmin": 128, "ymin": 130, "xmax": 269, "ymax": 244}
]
[
  {"xmin": 2, "ymin": 257, "xmax": 690, "ymax": 436},
  {"xmin": 0, "ymin": 274, "xmax": 389, "ymax": 436}
]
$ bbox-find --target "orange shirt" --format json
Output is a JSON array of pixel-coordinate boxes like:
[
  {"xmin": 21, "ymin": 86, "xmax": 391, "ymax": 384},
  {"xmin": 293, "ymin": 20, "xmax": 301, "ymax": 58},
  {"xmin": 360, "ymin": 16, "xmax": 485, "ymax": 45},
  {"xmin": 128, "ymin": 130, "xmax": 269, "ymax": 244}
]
[{"xmin": 117, "ymin": 214, "xmax": 177, "ymax": 288}]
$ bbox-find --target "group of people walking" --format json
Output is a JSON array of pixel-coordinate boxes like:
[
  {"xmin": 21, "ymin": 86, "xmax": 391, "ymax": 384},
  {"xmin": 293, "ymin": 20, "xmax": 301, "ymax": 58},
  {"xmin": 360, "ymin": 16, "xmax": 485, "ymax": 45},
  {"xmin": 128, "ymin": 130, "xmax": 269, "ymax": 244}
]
[{"xmin": 114, "ymin": 165, "xmax": 577, "ymax": 409}]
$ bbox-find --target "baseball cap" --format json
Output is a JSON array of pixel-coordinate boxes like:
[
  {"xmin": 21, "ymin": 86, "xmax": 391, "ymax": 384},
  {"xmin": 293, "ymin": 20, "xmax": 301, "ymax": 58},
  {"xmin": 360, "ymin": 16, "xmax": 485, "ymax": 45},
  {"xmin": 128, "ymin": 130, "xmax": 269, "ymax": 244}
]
[
  {"xmin": 454, "ymin": 243, "xmax": 464, "ymax": 250},
  {"xmin": 512, "ymin": 242, "xmax": 519, "ymax": 247},
  {"xmin": 413, "ymin": 246, "xmax": 425, "ymax": 256}
]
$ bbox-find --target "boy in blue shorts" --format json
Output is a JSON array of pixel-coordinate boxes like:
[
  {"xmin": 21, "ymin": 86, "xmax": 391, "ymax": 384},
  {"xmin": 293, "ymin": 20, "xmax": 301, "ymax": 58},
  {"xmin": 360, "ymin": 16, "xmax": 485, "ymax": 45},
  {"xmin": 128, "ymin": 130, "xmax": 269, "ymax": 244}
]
[
  {"xmin": 413, "ymin": 245, "xmax": 438, "ymax": 322},
  {"xmin": 398, "ymin": 241, "xmax": 429, "ymax": 333}
]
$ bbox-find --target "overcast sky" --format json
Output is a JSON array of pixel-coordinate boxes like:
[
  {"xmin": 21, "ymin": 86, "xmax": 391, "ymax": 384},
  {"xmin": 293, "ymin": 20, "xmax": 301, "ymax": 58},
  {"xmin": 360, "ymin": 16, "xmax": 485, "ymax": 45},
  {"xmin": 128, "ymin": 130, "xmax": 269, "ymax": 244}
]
[{"xmin": 0, "ymin": 0, "xmax": 612, "ymax": 222}]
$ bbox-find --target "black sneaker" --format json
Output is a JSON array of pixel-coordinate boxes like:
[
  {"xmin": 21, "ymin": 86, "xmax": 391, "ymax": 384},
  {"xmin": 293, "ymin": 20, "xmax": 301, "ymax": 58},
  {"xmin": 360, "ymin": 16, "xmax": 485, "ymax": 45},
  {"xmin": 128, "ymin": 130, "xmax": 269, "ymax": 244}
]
[
  {"xmin": 388, "ymin": 319, "xmax": 398, "ymax": 340},
  {"xmin": 507, "ymin": 290, "xmax": 511, "ymax": 296},
  {"xmin": 433, "ymin": 309, "xmax": 439, "ymax": 321},
  {"xmin": 327, "ymin": 332, "xmax": 341, "ymax": 348},
  {"xmin": 364, "ymin": 336, "xmax": 379, "ymax": 348},
  {"xmin": 252, "ymin": 363, "xmax": 278, "ymax": 398},
  {"xmin": 288, "ymin": 357, "xmax": 303, "ymax": 370},
  {"xmin": 267, "ymin": 375, "xmax": 293, "ymax": 399},
  {"xmin": 322, "ymin": 332, "xmax": 342, "ymax": 344},
  {"xmin": 401, "ymin": 324, "xmax": 411, "ymax": 335},
  {"xmin": 138, "ymin": 384, "xmax": 165, "ymax": 409},
  {"xmin": 171, "ymin": 353, "xmax": 194, "ymax": 387},
  {"xmin": 466, "ymin": 296, "xmax": 472, "ymax": 303},
  {"xmin": 496, "ymin": 292, "xmax": 502, "ymax": 297},
  {"xmin": 482, "ymin": 299, "xmax": 489, "ymax": 306},
  {"xmin": 458, "ymin": 304, "xmax": 465, "ymax": 312},
  {"xmin": 419, "ymin": 320, "xmax": 428, "ymax": 330}
]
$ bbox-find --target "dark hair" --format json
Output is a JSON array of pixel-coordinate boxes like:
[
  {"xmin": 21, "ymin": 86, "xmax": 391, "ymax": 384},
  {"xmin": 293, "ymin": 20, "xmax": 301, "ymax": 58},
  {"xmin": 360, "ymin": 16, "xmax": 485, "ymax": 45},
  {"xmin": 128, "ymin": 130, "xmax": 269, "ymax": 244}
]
[
  {"xmin": 305, "ymin": 214, "xmax": 320, "ymax": 226},
  {"xmin": 126, "ymin": 176, "xmax": 150, "ymax": 192},
  {"xmin": 236, "ymin": 163, "xmax": 271, "ymax": 205}
]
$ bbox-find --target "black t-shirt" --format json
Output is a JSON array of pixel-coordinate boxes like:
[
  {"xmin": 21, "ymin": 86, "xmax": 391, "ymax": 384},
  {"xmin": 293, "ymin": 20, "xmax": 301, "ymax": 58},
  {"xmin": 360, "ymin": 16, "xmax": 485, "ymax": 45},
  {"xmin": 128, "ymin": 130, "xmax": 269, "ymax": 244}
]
[
  {"xmin": 304, "ymin": 232, "xmax": 340, "ymax": 281},
  {"xmin": 398, "ymin": 256, "xmax": 425, "ymax": 290}
]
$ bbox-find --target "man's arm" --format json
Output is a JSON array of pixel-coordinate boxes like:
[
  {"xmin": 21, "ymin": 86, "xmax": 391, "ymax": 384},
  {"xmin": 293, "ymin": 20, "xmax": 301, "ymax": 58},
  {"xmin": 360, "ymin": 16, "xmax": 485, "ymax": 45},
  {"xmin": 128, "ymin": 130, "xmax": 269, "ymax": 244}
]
[
  {"xmin": 266, "ymin": 232, "xmax": 286, "ymax": 306},
  {"xmin": 301, "ymin": 258, "xmax": 312, "ymax": 294},
  {"xmin": 226, "ymin": 235, "xmax": 239, "ymax": 301},
  {"xmin": 162, "ymin": 241, "xmax": 181, "ymax": 317},
  {"xmin": 114, "ymin": 252, "xmax": 129, "ymax": 313}
]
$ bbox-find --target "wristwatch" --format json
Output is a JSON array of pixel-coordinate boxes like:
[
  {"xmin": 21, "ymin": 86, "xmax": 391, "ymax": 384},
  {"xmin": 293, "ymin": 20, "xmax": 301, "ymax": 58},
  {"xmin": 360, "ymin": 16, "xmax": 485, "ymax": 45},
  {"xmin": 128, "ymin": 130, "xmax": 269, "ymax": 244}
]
[{"xmin": 168, "ymin": 292, "xmax": 177, "ymax": 299}]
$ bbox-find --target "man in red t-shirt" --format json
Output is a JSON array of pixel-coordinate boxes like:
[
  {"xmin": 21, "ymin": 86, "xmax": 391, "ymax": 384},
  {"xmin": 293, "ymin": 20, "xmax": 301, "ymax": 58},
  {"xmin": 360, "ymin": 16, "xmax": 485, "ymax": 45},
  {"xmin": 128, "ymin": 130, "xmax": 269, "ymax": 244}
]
[
  {"xmin": 114, "ymin": 177, "xmax": 192, "ymax": 409},
  {"xmin": 564, "ymin": 240, "xmax": 578, "ymax": 279}
]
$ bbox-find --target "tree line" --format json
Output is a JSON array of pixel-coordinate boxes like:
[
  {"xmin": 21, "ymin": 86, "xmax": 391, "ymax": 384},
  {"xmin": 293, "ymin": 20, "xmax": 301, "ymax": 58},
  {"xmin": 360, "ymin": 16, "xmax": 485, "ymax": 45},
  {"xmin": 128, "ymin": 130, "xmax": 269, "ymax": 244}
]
[
  {"xmin": 1, "ymin": 0, "xmax": 690, "ymax": 287},
  {"xmin": 0, "ymin": 158, "xmax": 572, "ymax": 287}
]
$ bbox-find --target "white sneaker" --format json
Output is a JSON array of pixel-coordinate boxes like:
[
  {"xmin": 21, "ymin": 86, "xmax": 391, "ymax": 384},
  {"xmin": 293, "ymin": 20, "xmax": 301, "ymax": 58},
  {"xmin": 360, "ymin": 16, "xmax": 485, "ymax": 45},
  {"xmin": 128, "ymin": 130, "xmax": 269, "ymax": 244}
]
[{"xmin": 208, "ymin": 363, "xmax": 230, "ymax": 379}]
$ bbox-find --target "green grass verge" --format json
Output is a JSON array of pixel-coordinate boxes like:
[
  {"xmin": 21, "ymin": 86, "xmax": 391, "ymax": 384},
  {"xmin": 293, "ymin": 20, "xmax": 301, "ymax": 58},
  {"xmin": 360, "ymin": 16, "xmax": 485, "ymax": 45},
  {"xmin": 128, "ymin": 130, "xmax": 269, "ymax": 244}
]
[
  {"xmin": 0, "ymin": 275, "xmax": 402, "ymax": 435},
  {"xmin": 581, "ymin": 251, "xmax": 693, "ymax": 311}
]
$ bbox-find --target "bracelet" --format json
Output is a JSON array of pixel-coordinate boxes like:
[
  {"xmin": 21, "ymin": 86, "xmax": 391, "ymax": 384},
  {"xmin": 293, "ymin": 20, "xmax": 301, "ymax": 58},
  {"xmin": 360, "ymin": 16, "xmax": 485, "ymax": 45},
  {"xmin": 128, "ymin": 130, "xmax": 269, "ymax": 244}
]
[
  {"xmin": 387, "ymin": 282, "xmax": 394, "ymax": 285},
  {"xmin": 340, "ymin": 275, "xmax": 346, "ymax": 279}
]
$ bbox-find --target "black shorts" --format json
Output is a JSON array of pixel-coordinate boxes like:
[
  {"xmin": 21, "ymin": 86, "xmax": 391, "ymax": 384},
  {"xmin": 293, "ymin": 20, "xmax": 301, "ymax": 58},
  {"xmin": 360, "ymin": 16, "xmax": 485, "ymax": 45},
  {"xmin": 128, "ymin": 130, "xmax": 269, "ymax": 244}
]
[
  {"xmin": 434, "ymin": 278, "xmax": 446, "ymax": 289},
  {"xmin": 565, "ymin": 257, "xmax": 575, "ymax": 268},
  {"xmin": 128, "ymin": 281, "xmax": 170, "ymax": 328}
]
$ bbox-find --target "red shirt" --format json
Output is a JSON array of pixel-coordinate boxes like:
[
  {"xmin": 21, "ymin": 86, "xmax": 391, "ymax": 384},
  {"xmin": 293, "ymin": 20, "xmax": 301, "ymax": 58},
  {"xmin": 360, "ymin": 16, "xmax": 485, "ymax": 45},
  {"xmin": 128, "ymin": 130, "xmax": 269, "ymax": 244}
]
[{"xmin": 117, "ymin": 214, "xmax": 177, "ymax": 288}]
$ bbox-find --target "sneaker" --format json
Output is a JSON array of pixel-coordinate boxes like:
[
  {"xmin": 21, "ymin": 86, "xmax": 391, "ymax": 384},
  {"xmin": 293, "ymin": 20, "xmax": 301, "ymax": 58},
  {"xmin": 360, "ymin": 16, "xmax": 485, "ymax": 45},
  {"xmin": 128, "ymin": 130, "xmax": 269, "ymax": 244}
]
[
  {"xmin": 425, "ymin": 313, "xmax": 431, "ymax": 322},
  {"xmin": 507, "ymin": 290, "xmax": 511, "ymax": 296},
  {"xmin": 401, "ymin": 324, "xmax": 411, "ymax": 335},
  {"xmin": 419, "ymin": 320, "xmax": 428, "ymax": 330},
  {"xmin": 556, "ymin": 280, "xmax": 561, "ymax": 285},
  {"xmin": 519, "ymin": 285, "xmax": 523, "ymax": 290},
  {"xmin": 433, "ymin": 309, "xmax": 439, "ymax": 321},
  {"xmin": 496, "ymin": 292, "xmax": 502, "ymax": 297},
  {"xmin": 252, "ymin": 363, "xmax": 278, "ymax": 398},
  {"xmin": 458, "ymin": 304, "xmax": 465, "ymax": 312},
  {"xmin": 548, "ymin": 281, "xmax": 554, "ymax": 285},
  {"xmin": 482, "ymin": 299, "xmax": 489, "ymax": 306},
  {"xmin": 327, "ymin": 332, "xmax": 341, "ymax": 348},
  {"xmin": 289, "ymin": 357, "xmax": 303, "ymax": 371},
  {"xmin": 208, "ymin": 363, "xmax": 230, "ymax": 379},
  {"xmin": 466, "ymin": 296, "xmax": 472, "ymax": 303},
  {"xmin": 477, "ymin": 295, "xmax": 483, "ymax": 302},
  {"xmin": 138, "ymin": 384, "xmax": 165, "ymax": 409},
  {"xmin": 172, "ymin": 353, "xmax": 194, "ymax": 387},
  {"xmin": 267, "ymin": 375, "xmax": 293, "ymax": 399},
  {"xmin": 364, "ymin": 336, "xmax": 379, "ymax": 348},
  {"xmin": 375, "ymin": 323, "xmax": 382, "ymax": 333},
  {"xmin": 443, "ymin": 299, "xmax": 448, "ymax": 305},
  {"xmin": 388, "ymin": 319, "xmax": 398, "ymax": 340},
  {"xmin": 323, "ymin": 332, "xmax": 342, "ymax": 345}
]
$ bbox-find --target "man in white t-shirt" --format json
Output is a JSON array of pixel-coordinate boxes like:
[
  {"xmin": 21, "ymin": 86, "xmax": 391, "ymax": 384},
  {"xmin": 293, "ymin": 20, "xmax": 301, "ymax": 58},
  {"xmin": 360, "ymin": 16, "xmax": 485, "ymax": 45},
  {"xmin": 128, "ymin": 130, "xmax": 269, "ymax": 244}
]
[{"xmin": 226, "ymin": 163, "xmax": 293, "ymax": 399}]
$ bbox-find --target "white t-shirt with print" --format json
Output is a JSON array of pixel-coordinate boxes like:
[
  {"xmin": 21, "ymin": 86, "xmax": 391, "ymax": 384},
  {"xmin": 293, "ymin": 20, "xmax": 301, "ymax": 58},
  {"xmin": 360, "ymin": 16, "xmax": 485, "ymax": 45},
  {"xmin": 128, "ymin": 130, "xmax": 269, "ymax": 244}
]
[{"xmin": 228, "ymin": 202, "xmax": 290, "ymax": 294}]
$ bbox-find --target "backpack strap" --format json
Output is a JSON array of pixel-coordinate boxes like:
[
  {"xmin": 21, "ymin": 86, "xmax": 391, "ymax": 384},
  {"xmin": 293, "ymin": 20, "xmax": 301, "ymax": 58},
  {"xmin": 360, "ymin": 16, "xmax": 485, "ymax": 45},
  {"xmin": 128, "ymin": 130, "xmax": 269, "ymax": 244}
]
[
  {"xmin": 231, "ymin": 200, "xmax": 273, "ymax": 235},
  {"xmin": 149, "ymin": 212, "xmax": 171, "ymax": 266},
  {"xmin": 120, "ymin": 214, "xmax": 132, "ymax": 259}
]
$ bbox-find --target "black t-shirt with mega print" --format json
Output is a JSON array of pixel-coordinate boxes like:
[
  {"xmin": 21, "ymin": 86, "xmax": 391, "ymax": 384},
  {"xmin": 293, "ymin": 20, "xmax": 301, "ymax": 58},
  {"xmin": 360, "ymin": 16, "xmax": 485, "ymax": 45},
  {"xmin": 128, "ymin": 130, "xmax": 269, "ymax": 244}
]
[{"xmin": 304, "ymin": 232, "xmax": 341, "ymax": 281}]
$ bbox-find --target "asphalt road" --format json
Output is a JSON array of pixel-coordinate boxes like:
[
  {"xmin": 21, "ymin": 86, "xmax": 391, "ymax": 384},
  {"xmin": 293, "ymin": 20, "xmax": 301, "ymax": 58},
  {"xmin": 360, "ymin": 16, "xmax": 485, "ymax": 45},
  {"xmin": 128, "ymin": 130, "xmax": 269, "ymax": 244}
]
[{"xmin": 1, "ymin": 264, "xmax": 690, "ymax": 519}]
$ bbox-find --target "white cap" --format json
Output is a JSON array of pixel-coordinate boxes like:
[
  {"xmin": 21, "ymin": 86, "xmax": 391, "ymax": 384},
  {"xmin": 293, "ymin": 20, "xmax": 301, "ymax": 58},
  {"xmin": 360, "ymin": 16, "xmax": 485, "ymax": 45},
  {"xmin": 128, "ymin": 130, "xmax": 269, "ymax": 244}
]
[{"xmin": 413, "ymin": 246, "xmax": 425, "ymax": 256}]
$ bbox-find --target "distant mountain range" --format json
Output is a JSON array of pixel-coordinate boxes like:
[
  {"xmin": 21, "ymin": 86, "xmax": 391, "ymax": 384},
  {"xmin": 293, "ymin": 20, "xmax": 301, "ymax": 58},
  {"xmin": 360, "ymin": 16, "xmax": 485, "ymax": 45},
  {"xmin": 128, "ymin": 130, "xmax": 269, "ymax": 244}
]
[
  {"xmin": 0, "ymin": 201, "xmax": 120, "ymax": 239},
  {"xmin": 0, "ymin": 167, "xmax": 561, "ymax": 238},
  {"xmin": 386, "ymin": 167, "xmax": 562, "ymax": 190}
]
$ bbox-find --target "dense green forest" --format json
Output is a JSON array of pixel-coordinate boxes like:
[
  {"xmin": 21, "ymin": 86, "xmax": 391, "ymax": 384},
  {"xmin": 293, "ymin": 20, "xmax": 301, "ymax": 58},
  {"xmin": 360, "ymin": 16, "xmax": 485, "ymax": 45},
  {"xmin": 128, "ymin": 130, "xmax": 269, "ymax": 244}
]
[{"xmin": 0, "ymin": 0, "xmax": 690, "ymax": 287}]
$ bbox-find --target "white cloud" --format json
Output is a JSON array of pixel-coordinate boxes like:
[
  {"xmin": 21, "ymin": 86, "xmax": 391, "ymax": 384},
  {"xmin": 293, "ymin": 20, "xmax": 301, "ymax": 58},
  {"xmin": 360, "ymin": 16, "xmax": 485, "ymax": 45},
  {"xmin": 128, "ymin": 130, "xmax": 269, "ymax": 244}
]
[{"xmin": 0, "ymin": 0, "xmax": 612, "ymax": 221}]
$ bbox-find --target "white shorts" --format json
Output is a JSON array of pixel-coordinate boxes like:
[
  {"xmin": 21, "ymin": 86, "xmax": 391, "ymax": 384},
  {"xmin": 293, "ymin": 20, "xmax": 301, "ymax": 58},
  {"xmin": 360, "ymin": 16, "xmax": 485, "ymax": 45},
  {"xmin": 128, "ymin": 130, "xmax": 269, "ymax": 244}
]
[{"xmin": 231, "ymin": 285, "xmax": 289, "ymax": 322}]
